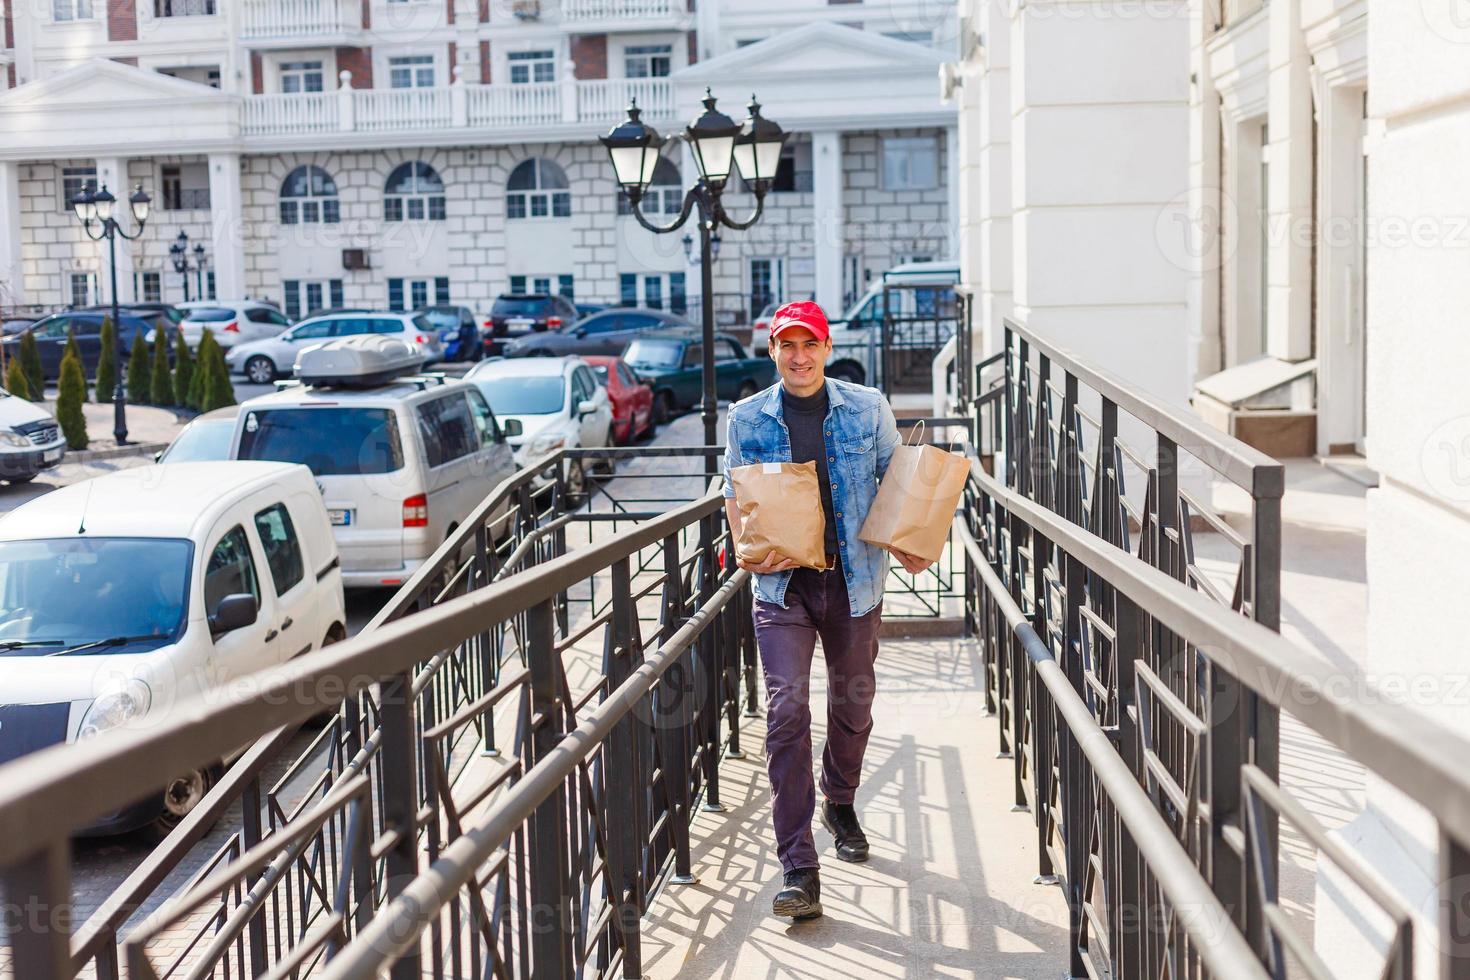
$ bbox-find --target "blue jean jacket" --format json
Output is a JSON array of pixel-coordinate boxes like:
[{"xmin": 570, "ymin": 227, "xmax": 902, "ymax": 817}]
[{"xmin": 722, "ymin": 378, "xmax": 901, "ymax": 617}]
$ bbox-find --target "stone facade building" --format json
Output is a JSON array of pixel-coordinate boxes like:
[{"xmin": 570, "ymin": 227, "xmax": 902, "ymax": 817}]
[{"xmin": 0, "ymin": 0, "xmax": 958, "ymax": 325}]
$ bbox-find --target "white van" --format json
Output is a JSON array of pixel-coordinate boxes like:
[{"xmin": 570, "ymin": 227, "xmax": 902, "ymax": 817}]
[
  {"xmin": 231, "ymin": 338, "xmax": 517, "ymax": 589},
  {"xmin": 0, "ymin": 384, "xmax": 66, "ymax": 483},
  {"xmin": 0, "ymin": 461, "xmax": 346, "ymax": 837},
  {"xmin": 824, "ymin": 260, "xmax": 960, "ymax": 385}
]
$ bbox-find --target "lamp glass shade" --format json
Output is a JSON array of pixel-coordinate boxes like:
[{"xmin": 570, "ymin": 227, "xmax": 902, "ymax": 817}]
[
  {"xmin": 194, "ymin": 243, "xmax": 206, "ymax": 259},
  {"xmin": 93, "ymin": 187, "xmax": 116, "ymax": 222},
  {"xmin": 129, "ymin": 186, "xmax": 151, "ymax": 224},
  {"xmin": 608, "ymin": 144, "xmax": 658, "ymax": 191},
  {"xmin": 71, "ymin": 191, "xmax": 93, "ymax": 223},
  {"xmin": 691, "ymin": 135, "xmax": 735, "ymax": 183},
  {"xmin": 732, "ymin": 97, "xmax": 788, "ymax": 186}
]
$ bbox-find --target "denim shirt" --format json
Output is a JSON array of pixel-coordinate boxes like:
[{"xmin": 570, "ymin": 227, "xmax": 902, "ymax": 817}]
[{"xmin": 723, "ymin": 378, "xmax": 901, "ymax": 617}]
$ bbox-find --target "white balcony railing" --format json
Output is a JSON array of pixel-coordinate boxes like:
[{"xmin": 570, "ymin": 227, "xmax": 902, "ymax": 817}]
[
  {"xmin": 240, "ymin": 0, "xmax": 357, "ymax": 39},
  {"xmin": 561, "ymin": 0, "xmax": 686, "ymax": 23},
  {"xmin": 241, "ymin": 79, "xmax": 674, "ymax": 138}
]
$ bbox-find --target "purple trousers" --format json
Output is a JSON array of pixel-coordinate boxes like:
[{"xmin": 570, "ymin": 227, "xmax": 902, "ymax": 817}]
[{"xmin": 754, "ymin": 566, "xmax": 882, "ymax": 873}]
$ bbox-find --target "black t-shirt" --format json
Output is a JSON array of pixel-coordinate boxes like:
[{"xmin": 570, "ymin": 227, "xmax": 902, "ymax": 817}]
[{"xmin": 782, "ymin": 385, "xmax": 840, "ymax": 555}]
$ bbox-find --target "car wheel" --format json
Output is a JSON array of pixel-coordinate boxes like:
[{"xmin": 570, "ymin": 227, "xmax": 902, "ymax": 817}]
[
  {"xmin": 827, "ymin": 362, "xmax": 865, "ymax": 385},
  {"xmin": 737, "ymin": 380, "xmax": 759, "ymax": 401},
  {"xmin": 245, "ymin": 355, "xmax": 278, "ymax": 384},
  {"xmin": 653, "ymin": 391, "xmax": 674, "ymax": 426},
  {"xmin": 144, "ymin": 763, "xmax": 218, "ymax": 842}
]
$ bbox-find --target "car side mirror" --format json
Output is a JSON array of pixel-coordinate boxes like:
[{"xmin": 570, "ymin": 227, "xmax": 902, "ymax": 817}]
[
  {"xmin": 574, "ymin": 328, "xmax": 587, "ymax": 339},
  {"xmin": 501, "ymin": 418, "xmax": 523, "ymax": 438},
  {"xmin": 577, "ymin": 399, "xmax": 597, "ymax": 417},
  {"xmin": 209, "ymin": 593, "xmax": 257, "ymax": 636}
]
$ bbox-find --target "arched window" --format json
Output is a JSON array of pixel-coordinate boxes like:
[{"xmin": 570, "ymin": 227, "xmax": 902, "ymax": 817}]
[
  {"xmin": 384, "ymin": 162, "xmax": 446, "ymax": 222},
  {"xmin": 506, "ymin": 158, "xmax": 570, "ymax": 220},
  {"xmin": 279, "ymin": 165, "xmax": 340, "ymax": 225},
  {"xmin": 616, "ymin": 156, "xmax": 681, "ymax": 216}
]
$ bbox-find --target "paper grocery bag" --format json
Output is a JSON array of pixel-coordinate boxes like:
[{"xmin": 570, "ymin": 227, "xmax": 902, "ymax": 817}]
[
  {"xmin": 859, "ymin": 442, "xmax": 969, "ymax": 563},
  {"xmin": 728, "ymin": 461, "xmax": 829, "ymax": 571}
]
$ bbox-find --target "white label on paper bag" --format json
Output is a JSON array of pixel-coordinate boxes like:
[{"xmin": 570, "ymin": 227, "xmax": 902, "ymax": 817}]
[{"xmin": 762, "ymin": 462, "xmax": 782, "ymax": 474}]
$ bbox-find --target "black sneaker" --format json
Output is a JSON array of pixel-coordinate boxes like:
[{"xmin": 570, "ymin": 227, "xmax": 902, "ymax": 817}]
[
  {"xmin": 772, "ymin": 867, "xmax": 823, "ymax": 919},
  {"xmin": 820, "ymin": 799, "xmax": 870, "ymax": 863}
]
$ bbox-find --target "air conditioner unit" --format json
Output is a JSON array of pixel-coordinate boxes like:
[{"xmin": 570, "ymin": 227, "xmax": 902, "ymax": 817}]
[
  {"xmin": 342, "ymin": 248, "xmax": 370, "ymax": 271},
  {"xmin": 512, "ymin": 0, "xmax": 540, "ymax": 20}
]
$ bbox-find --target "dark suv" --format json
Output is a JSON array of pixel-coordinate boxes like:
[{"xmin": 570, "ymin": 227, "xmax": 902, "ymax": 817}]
[
  {"xmin": 483, "ymin": 293, "xmax": 578, "ymax": 354},
  {"xmin": 1, "ymin": 311, "xmax": 169, "ymax": 381},
  {"xmin": 504, "ymin": 308, "xmax": 695, "ymax": 358}
]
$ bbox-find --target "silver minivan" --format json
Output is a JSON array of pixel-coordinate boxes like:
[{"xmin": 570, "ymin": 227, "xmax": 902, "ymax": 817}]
[{"xmin": 230, "ymin": 374, "xmax": 515, "ymax": 589}]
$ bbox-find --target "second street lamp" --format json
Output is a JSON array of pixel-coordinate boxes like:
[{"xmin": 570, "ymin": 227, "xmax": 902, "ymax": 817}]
[
  {"xmin": 170, "ymin": 231, "xmax": 192, "ymax": 303},
  {"xmin": 602, "ymin": 90, "xmax": 786, "ymax": 476},
  {"xmin": 72, "ymin": 182, "xmax": 151, "ymax": 444}
]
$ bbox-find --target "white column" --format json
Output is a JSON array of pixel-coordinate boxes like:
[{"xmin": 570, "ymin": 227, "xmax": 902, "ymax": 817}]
[
  {"xmin": 1186, "ymin": 0, "xmax": 1221, "ymax": 377},
  {"xmin": 208, "ymin": 153, "xmax": 247, "ymax": 300},
  {"xmin": 1264, "ymin": 0, "xmax": 1313, "ymax": 361},
  {"xmin": 0, "ymin": 161, "xmax": 25, "ymax": 309},
  {"xmin": 968, "ymin": 0, "xmax": 1013, "ymax": 357},
  {"xmin": 1009, "ymin": 0, "xmax": 1192, "ymax": 406},
  {"xmin": 811, "ymin": 129, "xmax": 843, "ymax": 317},
  {"xmin": 95, "ymin": 157, "xmax": 135, "ymax": 305},
  {"xmin": 945, "ymin": 123, "xmax": 959, "ymax": 261},
  {"xmin": 1313, "ymin": 81, "xmax": 1366, "ymax": 456}
]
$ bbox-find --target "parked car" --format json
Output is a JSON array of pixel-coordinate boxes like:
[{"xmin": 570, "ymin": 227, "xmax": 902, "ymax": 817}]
[
  {"xmin": 750, "ymin": 300, "xmax": 780, "ymax": 356},
  {"xmin": 167, "ymin": 301, "xmax": 293, "ymax": 350},
  {"xmin": 575, "ymin": 302, "xmax": 608, "ymax": 320},
  {"xmin": 156, "ymin": 406, "xmax": 240, "ymax": 464},
  {"xmin": 416, "ymin": 305, "xmax": 482, "ymax": 363},
  {"xmin": 231, "ymin": 337, "xmax": 516, "ymax": 589},
  {"xmin": 81, "ymin": 302, "xmax": 186, "ymax": 327},
  {"xmin": 583, "ymin": 355, "xmax": 653, "ymax": 445},
  {"xmin": 224, "ymin": 312, "xmax": 443, "ymax": 384},
  {"xmin": 2, "ymin": 317, "xmax": 37, "ymax": 337},
  {"xmin": 1, "ymin": 310, "xmax": 168, "ymax": 382},
  {"xmin": 0, "ymin": 461, "xmax": 347, "ymax": 837},
  {"xmin": 623, "ymin": 331, "xmax": 776, "ymax": 423},
  {"xmin": 504, "ymin": 308, "xmax": 695, "ymax": 359},
  {"xmin": 824, "ymin": 260, "xmax": 960, "ymax": 385},
  {"xmin": 464, "ymin": 355, "xmax": 614, "ymax": 500},
  {"xmin": 483, "ymin": 293, "xmax": 578, "ymax": 351},
  {"xmin": 0, "ymin": 385, "xmax": 66, "ymax": 483}
]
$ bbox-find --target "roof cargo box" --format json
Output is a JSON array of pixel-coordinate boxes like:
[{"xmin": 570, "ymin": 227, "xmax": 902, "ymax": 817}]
[{"xmin": 294, "ymin": 335, "xmax": 425, "ymax": 387}]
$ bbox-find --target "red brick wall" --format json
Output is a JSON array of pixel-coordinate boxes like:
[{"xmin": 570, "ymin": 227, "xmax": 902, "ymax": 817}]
[
  {"xmin": 447, "ymin": 41, "xmax": 457, "ymax": 81},
  {"xmin": 478, "ymin": 0, "xmax": 489, "ymax": 21},
  {"xmin": 570, "ymin": 34, "xmax": 607, "ymax": 80},
  {"xmin": 6, "ymin": 65, "xmax": 15, "ymax": 90},
  {"xmin": 335, "ymin": 47, "xmax": 373, "ymax": 88},
  {"xmin": 3, "ymin": 0, "xmax": 13, "ymax": 51},
  {"xmin": 107, "ymin": 0, "xmax": 137, "ymax": 42},
  {"xmin": 250, "ymin": 50, "xmax": 264, "ymax": 94},
  {"xmin": 687, "ymin": 30, "xmax": 697, "ymax": 65},
  {"xmin": 360, "ymin": 0, "xmax": 370, "ymax": 29},
  {"xmin": 445, "ymin": 0, "xmax": 454, "ymax": 23},
  {"xmin": 479, "ymin": 40, "xmax": 491, "ymax": 83}
]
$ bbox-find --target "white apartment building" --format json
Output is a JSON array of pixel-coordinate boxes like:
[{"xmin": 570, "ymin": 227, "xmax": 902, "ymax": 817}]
[{"xmin": 0, "ymin": 0, "xmax": 958, "ymax": 325}]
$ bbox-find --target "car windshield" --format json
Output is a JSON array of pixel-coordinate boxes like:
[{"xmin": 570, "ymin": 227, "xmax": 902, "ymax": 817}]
[
  {"xmin": 492, "ymin": 297, "xmax": 549, "ymax": 317},
  {"xmin": 623, "ymin": 339, "xmax": 683, "ymax": 369},
  {"xmin": 158, "ymin": 420, "xmax": 235, "ymax": 463},
  {"xmin": 0, "ymin": 537, "xmax": 190, "ymax": 655},
  {"xmin": 419, "ymin": 310, "xmax": 459, "ymax": 330},
  {"xmin": 473, "ymin": 375, "xmax": 566, "ymax": 415},
  {"xmin": 186, "ymin": 307, "xmax": 236, "ymax": 323},
  {"xmin": 237, "ymin": 408, "xmax": 405, "ymax": 475}
]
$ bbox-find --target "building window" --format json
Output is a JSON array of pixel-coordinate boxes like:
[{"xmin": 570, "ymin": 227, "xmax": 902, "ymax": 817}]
[
  {"xmin": 506, "ymin": 158, "xmax": 570, "ymax": 220},
  {"xmin": 509, "ymin": 276, "xmax": 526, "ymax": 295},
  {"xmin": 618, "ymin": 272, "xmax": 681, "ymax": 311},
  {"xmin": 60, "ymin": 167, "xmax": 97, "ymax": 212},
  {"xmin": 881, "ymin": 136, "xmax": 938, "ymax": 191},
  {"xmin": 388, "ymin": 55, "xmax": 435, "ymax": 89},
  {"xmin": 624, "ymin": 44, "xmax": 671, "ymax": 78},
  {"xmin": 619, "ymin": 274, "xmax": 636, "ymax": 307},
  {"xmin": 69, "ymin": 272, "xmax": 96, "ymax": 307},
  {"xmin": 558, "ymin": 274, "xmax": 574, "ymax": 301},
  {"xmin": 387, "ymin": 277, "xmax": 450, "ymax": 311},
  {"xmin": 283, "ymin": 278, "xmax": 343, "ymax": 319},
  {"xmin": 508, "ymin": 49, "xmax": 555, "ymax": 84},
  {"xmin": 154, "ymin": 0, "xmax": 215, "ymax": 16},
  {"xmin": 669, "ymin": 272, "xmax": 686, "ymax": 315},
  {"xmin": 280, "ymin": 61, "xmax": 324, "ymax": 94},
  {"xmin": 52, "ymin": 0, "xmax": 93, "ymax": 21},
  {"xmin": 383, "ymin": 162, "xmax": 445, "ymax": 222},
  {"xmin": 206, "ymin": 271, "xmax": 217, "ymax": 300},
  {"xmin": 159, "ymin": 65, "xmax": 221, "ymax": 87},
  {"xmin": 279, "ymin": 165, "xmax": 340, "ymax": 225},
  {"xmin": 644, "ymin": 275, "xmax": 662, "ymax": 310},
  {"xmin": 748, "ymin": 258, "xmax": 783, "ymax": 319},
  {"xmin": 617, "ymin": 156, "xmax": 681, "ymax": 216},
  {"xmin": 161, "ymin": 162, "xmax": 211, "ymax": 210},
  {"xmin": 133, "ymin": 271, "xmax": 162, "ymax": 303}
]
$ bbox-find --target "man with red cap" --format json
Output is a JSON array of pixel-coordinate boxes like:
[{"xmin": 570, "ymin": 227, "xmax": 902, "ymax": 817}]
[{"xmin": 722, "ymin": 299, "xmax": 931, "ymax": 919}]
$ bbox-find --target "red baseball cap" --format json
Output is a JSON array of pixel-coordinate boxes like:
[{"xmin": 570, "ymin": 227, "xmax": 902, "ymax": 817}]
[{"xmin": 768, "ymin": 300, "xmax": 830, "ymax": 342}]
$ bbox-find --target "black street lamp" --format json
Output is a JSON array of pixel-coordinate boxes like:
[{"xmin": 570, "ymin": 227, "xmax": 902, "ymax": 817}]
[
  {"xmin": 193, "ymin": 242, "xmax": 208, "ymax": 300},
  {"xmin": 73, "ymin": 182, "xmax": 151, "ymax": 444},
  {"xmin": 603, "ymin": 90, "xmax": 786, "ymax": 475},
  {"xmin": 170, "ymin": 231, "xmax": 210, "ymax": 304}
]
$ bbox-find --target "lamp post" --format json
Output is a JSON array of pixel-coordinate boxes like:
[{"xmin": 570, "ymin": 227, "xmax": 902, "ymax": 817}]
[
  {"xmin": 603, "ymin": 90, "xmax": 786, "ymax": 476},
  {"xmin": 73, "ymin": 182, "xmax": 151, "ymax": 444},
  {"xmin": 193, "ymin": 241, "xmax": 208, "ymax": 300},
  {"xmin": 168, "ymin": 232, "xmax": 210, "ymax": 305}
]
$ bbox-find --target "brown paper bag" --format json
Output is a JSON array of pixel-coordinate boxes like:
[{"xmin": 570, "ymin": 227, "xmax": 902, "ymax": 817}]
[
  {"xmin": 859, "ymin": 436, "xmax": 969, "ymax": 563},
  {"xmin": 729, "ymin": 461, "xmax": 829, "ymax": 571}
]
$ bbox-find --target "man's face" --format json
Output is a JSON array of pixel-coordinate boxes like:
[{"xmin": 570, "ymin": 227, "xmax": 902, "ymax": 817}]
[{"xmin": 770, "ymin": 326, "xmax": 832, "ymax": 391}]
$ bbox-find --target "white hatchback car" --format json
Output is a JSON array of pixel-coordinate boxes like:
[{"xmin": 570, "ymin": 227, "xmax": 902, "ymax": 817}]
[
  {"xmin": 231, "ymin": 339, "xmax": 516, "ymax": 589},
  {"xmin": 0, "ymin": 385, "xmax": 66, "ymax": 483},
  {"xmin": 225, "ymin": 312, "xmax": 444, "ymax": 384},
  {"xmin": 176, "ymin": 301, "xmax": 293, "ymax": 350},
  {"xmin": 0, "ymin": 461, "xmax": 346, "ymax": 837},
  {"xmin": 464, "ymin": 355, "xmax": 614, "ymax": 498}
]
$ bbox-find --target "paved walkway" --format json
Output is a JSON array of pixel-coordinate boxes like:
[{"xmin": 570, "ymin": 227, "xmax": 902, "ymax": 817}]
[{"xmin": 639, "ymin": 635, "xmax": 1070, "ymax": 980}]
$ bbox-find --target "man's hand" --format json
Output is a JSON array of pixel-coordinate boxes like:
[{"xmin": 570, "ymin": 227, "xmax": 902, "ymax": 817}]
[
  {"xmin": 737, "ymin": 549, "xmax": 798, "ymax": 575},
  {"xmin": 888, "ymin": 547, "xmax": 933, "ymax": 575}
]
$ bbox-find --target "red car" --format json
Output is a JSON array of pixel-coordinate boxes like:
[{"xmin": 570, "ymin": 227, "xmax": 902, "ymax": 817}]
[{"xmin": 585, "ymin": 355, "xmax": 654, "ymax": 444}]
